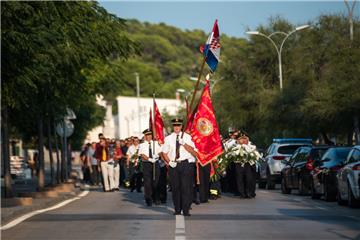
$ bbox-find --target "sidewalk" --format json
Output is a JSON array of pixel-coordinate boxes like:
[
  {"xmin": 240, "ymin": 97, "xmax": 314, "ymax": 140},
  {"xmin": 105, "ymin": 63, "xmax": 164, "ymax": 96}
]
[{"xmin": 1, "ymin": 179, "xmax": 82, "ymax": 225}]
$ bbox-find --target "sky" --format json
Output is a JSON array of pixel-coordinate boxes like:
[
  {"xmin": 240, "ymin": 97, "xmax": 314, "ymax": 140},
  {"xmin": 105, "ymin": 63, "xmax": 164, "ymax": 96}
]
[{"xmin": 99, "ymin": 1, "xmax": 359, "ymax": 38}]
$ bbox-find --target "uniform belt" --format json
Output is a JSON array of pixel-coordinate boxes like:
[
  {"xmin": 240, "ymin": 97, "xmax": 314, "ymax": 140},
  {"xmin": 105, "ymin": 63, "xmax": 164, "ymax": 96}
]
[{"xmin": 176, "ymin": 159, "xmax": 189, "ymax": 163}]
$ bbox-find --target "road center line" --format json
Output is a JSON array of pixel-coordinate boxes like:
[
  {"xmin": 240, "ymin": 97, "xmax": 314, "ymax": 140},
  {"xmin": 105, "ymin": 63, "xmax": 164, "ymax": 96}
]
[
  {"xmin": 1, "ymin": 190, "xmax": 89, "ymax": 231},
  {"xmin": 175, "ymin": 215, "xmax": 186, "ymax": 240}
]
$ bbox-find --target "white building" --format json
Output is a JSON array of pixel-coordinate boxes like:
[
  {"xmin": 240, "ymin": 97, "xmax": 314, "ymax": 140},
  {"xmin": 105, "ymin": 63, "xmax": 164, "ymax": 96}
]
[{"xmin": 85, "ymin": 95, "xmax": 182, "ymax": 142}]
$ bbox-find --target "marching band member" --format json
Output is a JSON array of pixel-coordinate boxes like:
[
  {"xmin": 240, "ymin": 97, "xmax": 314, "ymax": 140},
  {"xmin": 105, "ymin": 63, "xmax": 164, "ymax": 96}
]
[
  {"xmin": 162, "ymin": 118, "xmax": 197, "ymax": 216},
  {"xmin": 139, "ymin": 129, "xmax": 162, "ymax": 206}
]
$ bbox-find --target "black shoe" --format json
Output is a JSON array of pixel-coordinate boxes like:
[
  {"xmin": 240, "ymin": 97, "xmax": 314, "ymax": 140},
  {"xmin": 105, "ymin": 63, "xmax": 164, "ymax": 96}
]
[
  {"xmin": 200, "ymin": 200, "xmax": 209, "ymax": 204},
  {"xmin": 155, "ymin": 200, "xmax": 161, "ymax": 205},
  {"xmin": 193, "ymin": 200, "xmax": 200, "ymax": 205},
  {"xmin": 161, "ymin": 200, "xmax": 167, "ymax": 204},
  {"xmin": 130, "ymin": 188, "xmax": 135, "ymax": 192},
  {"xmin": 146, "ymin": 199, "xmax": 152, "ymax": 207},
  {"xmin": 183, "ymin": 212, "xmax": 191, "ymax": 217},
  {"xmin": 173, "ymin": 211, "xmax": 181, "ymax": 215},
  {"xmin": 137, "ymin": 189, "xmax": 142, "ymax": 193}
]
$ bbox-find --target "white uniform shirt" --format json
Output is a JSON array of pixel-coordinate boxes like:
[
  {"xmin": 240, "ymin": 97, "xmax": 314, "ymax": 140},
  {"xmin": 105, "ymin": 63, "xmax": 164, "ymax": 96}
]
[
  {"xmin": 138, "ymin": 140, "xmax": 162, "ymax": 162},
  {"xmin": 126, "ymin": 144, "xmax": 139, "ymax": 157},
  {"xmin": 162, "ymin": 132, "xmax": 196, "ymax": 163},
  {"xmin": 224, "ymin": 139, "xmax": 237, "ymax": 151}
]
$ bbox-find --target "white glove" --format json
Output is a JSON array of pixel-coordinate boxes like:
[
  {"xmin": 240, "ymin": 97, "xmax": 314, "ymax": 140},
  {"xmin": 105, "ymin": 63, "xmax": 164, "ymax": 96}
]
[
  {"xmin": 179, "ymin": 138, "xmax": 185, "ymax": 145},
  {"xmin": 153, "ymin": 154, "xmax": 159, "ymax": 160},
  {"xmin": 169, "ymin": 161, "xmax": 177, "ymax": 168}
]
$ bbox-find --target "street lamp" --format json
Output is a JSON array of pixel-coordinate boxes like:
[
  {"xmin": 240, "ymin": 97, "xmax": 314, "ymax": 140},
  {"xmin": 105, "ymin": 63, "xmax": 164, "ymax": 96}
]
[
  {"xmin": 206, "ymin": 74, "xmax": 224, "ymax": 94},
  {"xmin": 246, "ymin": 24, "xmax": 309, "ymax": 90},
  {"xmin": 189, "ymin": 74, "xmax": 224, "ymax": 94}
]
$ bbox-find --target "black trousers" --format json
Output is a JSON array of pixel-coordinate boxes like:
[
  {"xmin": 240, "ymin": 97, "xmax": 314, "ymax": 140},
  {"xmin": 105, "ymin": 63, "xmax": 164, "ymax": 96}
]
[
  {"xmin": 129, "ymin": 165, "xmax": 142, "ymax": 192},
  {"xmin": 120, "ymin": 159, "xmax": 127, "ymax": 186},
  {"xmin": 169, "ymin": 160, "xmax": 194, "ymax": 214},
  {"xmin": 235, "ymin": 163, "xmax": 255, "ymax": 197},
  {"xmin": 142, "ymin": 162, "xmax": 160, "ymax": 202},
  {"xmin": 157, "ymin": 165, "xmax": 168, "ymax": 203},
  {"xmin": 249, "ymin": 165, "xmax": 257, "ymax": 197},
  {"xmin": 199, "ymin": 164, "xmax": 211, "ymax": 203},
  {"xmin": 91, "ymin": 165, "xmax": 100, "ymax": 185},
  {"xmin": 191, "ymin": 163, "xmax": 199, "ymax": 203}
]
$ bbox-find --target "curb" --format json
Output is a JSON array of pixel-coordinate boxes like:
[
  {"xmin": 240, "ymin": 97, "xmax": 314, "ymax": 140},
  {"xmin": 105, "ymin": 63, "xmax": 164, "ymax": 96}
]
[
  {"xmin": 1, "ymin": 189, "xmax": 81, "ymax": 227},
  {"xmin": 1, "ymin": 190, "xmax": 89, "ymax": 231}
]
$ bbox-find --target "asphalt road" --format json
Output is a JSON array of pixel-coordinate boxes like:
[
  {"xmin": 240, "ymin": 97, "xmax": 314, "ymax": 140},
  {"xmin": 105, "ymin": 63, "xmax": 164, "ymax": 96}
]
[{"xmin": 2, "ymin": 186, "xmax": 360, "ymax": 240}]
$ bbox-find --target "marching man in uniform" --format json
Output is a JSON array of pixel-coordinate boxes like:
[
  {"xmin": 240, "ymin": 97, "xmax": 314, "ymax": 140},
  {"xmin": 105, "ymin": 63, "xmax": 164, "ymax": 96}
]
[
  {"xmin": 162, "ymin": 118, "xmax": 197, "ymax": 216},
  {"xmin": 139, "ymin": 129, "xmax": 162, "ymax": 206}
]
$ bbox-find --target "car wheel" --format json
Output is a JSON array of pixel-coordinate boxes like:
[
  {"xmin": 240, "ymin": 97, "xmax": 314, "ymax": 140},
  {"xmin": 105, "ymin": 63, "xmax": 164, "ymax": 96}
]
[
  {"xmin": 281, "ymin": 177, "xmax": 291, "ymax": 194},
  {"xmin": 266, "ymin": 169, "xmax": 275, "ymax": 190},
  {"xmin": 348, "ymin": 181, "xmax": 360, "ymax": 208},
  {"xmin": 311, "ymin": 180, "xmax": 321, "ymax": 199},
  {"xmin": 298, "ymin": 177, "xmax": 308, "ymax": 196},
  {"xmin": 337, "ymin": 188, "xmax": 346, "ymax": 206}
]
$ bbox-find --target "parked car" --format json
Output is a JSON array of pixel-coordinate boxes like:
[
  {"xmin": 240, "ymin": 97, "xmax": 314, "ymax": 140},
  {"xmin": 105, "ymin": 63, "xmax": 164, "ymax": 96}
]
[
  {"xmin": 281, "ymin": 145, "xmax": 330, "ymax": 195},
  {"xmin": 259, "ymin": 138, "xmax": 313, "ymax": 189},
  {"xmin": 310, "ymin": 147, "xmax": 351, "ymax": 201},
  {"xmin": 337, "ymin": 145, "xmax": 360, "ymax": 208}
]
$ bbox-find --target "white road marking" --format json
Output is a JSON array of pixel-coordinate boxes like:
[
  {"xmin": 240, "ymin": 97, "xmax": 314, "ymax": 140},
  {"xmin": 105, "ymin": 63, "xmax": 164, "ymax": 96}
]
[
  {"xmin": 1, "ymin": 190, "xmax": 89, "ymax": 231},
  {"xmin": 175, "ymin": 214, "xmax": 186, "ymax": 240}
]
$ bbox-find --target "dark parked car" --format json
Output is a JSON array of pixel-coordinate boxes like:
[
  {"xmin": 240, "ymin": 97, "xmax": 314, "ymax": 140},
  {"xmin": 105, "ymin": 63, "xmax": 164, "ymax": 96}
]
[
  {"xmin": 310, "ymin": 147, "xmax": 352, "ymax": 201},
  {"xmin": 281, "ymin": 145, "xmax": 330, "ymax": 195}
]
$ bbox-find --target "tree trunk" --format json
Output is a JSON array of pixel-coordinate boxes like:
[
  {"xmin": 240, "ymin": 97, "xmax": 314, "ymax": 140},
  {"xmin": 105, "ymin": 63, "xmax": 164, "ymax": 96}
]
[
  {"xmin": 54, "ymin": 123, "xmax": 61, "ymax": 184},
  {"xmin": 37, "ymin": 116, "xmax": 45, "ymax": 191},
  {"xmin": 61, "ymin": 130, "xmax": 66, "ymax": 182},
  {"xmin": 321, "ymin": 132, "xmax": 335, "ymax": 145},
  {"xmin": 1, "ymin": 106, "xmax": 13, "ymax": 198},
  {"xmin": 347, "ymin": 130, "xmax": 354, "ymax": 146},
  {"xmin": 67, "ymin": 142, "xmax": 72, "ymax": 180},
  {"xmin": 47, "ymin": 119, "xmax": 55, "ymax": 186},
  {"xmin": 354, "ymin": 113, "xmax": 359, "ymax": 145}
]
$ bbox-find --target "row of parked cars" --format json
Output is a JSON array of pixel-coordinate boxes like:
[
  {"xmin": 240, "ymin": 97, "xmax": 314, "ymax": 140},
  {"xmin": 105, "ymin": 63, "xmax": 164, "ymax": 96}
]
[{"xmin": 257, "ymin": 138, "xmax": 360, "ymax": 208}]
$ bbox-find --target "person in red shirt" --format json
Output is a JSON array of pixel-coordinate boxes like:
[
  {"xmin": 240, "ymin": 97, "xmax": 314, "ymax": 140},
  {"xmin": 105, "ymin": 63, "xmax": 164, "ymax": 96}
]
[{"xmin": 113, "ymin": 139, "xmax": 123, "ymax": 191}]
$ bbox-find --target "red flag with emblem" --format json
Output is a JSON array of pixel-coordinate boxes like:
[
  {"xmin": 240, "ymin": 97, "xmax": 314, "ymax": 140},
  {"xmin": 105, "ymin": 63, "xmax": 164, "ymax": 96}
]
[
  {"xmin": 190, "ymin": 80, "xmax": 223, "ymax": 166},
  {"xmin": 154, "ymin": 100, "xmax": 165, "ymax": 144}
]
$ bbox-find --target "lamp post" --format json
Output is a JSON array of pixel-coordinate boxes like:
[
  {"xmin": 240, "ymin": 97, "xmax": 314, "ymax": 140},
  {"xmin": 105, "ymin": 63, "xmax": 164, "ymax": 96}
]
[
  {"xmin": 246, "ymin": 25, "xmax": 309, "ymax": 90},
  {"xmin": 134, "ymin": 72, "xmax": 141, "ymax": 136},
  {"xmin": 189, "ymin": 74, "xmax": 224, "ymax": 94}
]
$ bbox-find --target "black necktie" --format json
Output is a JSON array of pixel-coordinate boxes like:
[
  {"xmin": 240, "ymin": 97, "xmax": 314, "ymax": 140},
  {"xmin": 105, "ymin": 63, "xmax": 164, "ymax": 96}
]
[
  {"xmin": 176, "ymin": 135, "xmax": 180, "ymax": 159},
  {"xmin": 149, "ymin": 142, "xmax": 153, "ymax": 158}
]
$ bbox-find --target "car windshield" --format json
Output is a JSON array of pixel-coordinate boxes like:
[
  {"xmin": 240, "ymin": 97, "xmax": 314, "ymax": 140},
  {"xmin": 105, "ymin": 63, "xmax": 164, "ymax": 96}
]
[
  {"xmin": 312, "ymin": 148, "xmax": 329, "ymax": 161},
  {"xmin": 278, "ymin": 145, "xmax": 309, "ymax": 155},
  {"xmin": 321, "ymin": 148, "xmax": 351, "ymax": 165}
]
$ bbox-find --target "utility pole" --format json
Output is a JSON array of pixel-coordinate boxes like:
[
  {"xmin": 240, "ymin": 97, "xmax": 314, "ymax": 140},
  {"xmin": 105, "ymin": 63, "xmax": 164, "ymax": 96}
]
[
  {"xmin": 135, "ymin": 72, "xmax": 141, "ymax": 135},
  {"xmin": 345, "ymin": 0, "xmax": 359, "ymax": 144}
]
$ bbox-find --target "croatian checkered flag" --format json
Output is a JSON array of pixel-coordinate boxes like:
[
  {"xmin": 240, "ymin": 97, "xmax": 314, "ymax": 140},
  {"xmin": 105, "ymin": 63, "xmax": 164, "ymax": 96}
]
[{"xmin": 200, "ymin": 19, "xmax": 221, "ymax": 72}]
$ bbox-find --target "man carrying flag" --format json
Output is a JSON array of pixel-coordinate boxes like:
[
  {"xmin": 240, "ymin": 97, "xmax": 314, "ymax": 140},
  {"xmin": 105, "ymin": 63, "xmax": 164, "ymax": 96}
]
[{"xmin": 189, "ymin": 79, "xmax": 223, "ymax": 203}]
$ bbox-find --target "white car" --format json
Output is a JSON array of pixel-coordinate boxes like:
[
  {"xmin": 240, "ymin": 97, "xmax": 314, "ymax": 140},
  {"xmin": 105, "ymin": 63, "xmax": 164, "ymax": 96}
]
[
  {"xmin": 259, "ymin": 139, "xmax": 312, "ymax": 189},
  {"xmin": 337, "ymin": 145, "xmax": 360, "ymax": 208}
]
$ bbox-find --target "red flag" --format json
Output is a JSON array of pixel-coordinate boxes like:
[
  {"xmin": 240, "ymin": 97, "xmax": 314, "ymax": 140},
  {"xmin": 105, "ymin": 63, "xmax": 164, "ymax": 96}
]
[
  {"xmin": 154, "ymin": 100, "xmax": 165, "ymax": 144},
  {"xmin": 185, "ymin": 101, "xmax": 199, "ymax": 134},
  {"xmin": 190, "ymin": 81, "xmax": 223, "ymax": 166}
]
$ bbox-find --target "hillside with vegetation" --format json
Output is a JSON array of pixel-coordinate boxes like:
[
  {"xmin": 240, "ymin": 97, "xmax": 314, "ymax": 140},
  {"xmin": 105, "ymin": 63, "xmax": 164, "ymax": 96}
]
[{"xmin": 94, "ymin": 15, "xmax": 360, "ymax": 147}]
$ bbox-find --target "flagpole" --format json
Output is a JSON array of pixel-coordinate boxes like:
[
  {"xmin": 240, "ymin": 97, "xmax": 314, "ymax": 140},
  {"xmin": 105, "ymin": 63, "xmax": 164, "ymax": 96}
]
[
  {"xmin": 181, "ymin": 57, "xmax": 207, "ymax": 138},
  {"xmin": 152, "ymin": 93, "xmax": 156, "ymax": 181}
]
